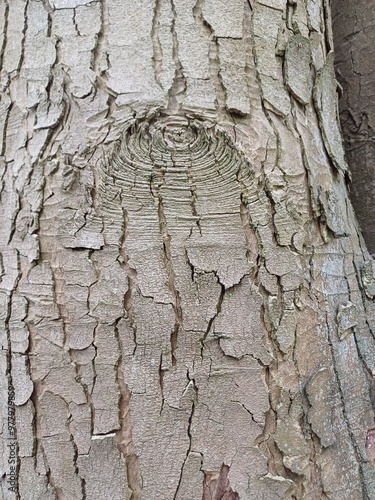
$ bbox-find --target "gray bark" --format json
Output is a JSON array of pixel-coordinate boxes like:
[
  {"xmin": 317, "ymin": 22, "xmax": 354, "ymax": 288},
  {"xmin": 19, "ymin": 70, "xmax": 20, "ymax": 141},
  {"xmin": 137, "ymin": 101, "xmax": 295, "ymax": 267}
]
[
  {"xmin": 332, "ymin": 0, "xmax": 375, "ymax": 255},
  {"xmin": 0, "ymin": 0, "xmax": 374, "ymax": 499}
]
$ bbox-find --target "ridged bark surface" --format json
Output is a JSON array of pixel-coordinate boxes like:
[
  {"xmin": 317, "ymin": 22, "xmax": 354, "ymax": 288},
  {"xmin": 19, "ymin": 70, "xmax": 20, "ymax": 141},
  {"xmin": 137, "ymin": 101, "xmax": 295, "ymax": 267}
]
[
  {"xmin": 332, "ymin": 0, "xmax": 375, "ymax": 255},
  {"xmin": 0, "ymin": 0, "xmax": 374, "ymax": 499}
]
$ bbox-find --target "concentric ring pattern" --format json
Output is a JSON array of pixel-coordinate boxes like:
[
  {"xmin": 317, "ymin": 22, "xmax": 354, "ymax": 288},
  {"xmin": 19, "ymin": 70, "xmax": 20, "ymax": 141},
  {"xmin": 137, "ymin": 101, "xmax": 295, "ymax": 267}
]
[
  {"xmin": 101, "ymin": 117, "xmax": 255, "ymax": 295},
  {"xmin": 97, "ymin": 116, "xmax": 273, "ymax": 498}
]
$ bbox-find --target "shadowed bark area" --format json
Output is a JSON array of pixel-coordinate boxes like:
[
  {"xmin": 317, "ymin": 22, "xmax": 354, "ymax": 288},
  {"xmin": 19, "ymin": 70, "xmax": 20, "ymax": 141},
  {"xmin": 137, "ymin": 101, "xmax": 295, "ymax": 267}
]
[
  {"xmin": 0, "ymin": 1, "xmax": 374, "ymax": 499},
  {"xmin": 332, "ymin": 0, "xmax": 375, "ymax": 255}
]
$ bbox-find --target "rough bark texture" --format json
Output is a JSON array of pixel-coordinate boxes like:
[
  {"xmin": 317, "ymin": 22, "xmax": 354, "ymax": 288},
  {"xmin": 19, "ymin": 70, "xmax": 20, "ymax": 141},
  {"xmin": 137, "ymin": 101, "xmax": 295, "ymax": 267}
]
[
  {"xmin": 0, "ymin": 0, "xmax": 374, "ymax": 499},
  {"xmin": 332, "ymin": 0, "xmax": 375, "ymax": 255}
]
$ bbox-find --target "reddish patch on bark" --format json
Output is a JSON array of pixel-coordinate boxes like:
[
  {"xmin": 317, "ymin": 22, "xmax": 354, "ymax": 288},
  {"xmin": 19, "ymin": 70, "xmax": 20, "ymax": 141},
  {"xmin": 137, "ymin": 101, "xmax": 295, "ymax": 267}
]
[
  {"xmin": 202, "ymin": 464, "xmax": 239, "ymax": 500},
  {"xmin": 366, "ymin": 428, "xmax": 375, "ymax": 465}
]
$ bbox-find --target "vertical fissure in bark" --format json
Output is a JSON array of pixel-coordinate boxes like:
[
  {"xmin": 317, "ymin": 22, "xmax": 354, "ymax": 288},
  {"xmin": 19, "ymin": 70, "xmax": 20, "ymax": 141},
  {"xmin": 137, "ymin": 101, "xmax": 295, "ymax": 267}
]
[
  {"xmin": 70, "ymin": 432, "xmax": 86, "ymax": 499},
  {"xmin": 89, "ymin": 323, "xmax": 99, "ymax": 437},
  {"xmin": 200, "ymin": 279, "xmax": 225, "ymax": 357},
  {"xmin": 119, "ymin": 206, "xmax": 138, "ymax": 354},
  {"xmin": 152, "ymin": 164, "xmax": 183, "ymax": 364},
  {"xmin": 0, "ymin": 105, "xmax": 9, "ymax": 157},
  {"xmin": 27, "ymin": 320, "xmax": 47, "ymax": 487},
  {"xmin": 158, "ymin": 352, "xmax": 166, "ymax": 415},
  {"xmin": 6, "ymin": 188, "xmax": 20, "ymax": 247},
  {"xmin": 290, "ymin": 106, "xmax": 319, "ymax": 224},
  {"xmin": 17, "ymin": 0, "xmax": 29, "ymax": 76},
  {"xmin": 322, "ymin": 306, "xmax": 369, "ymax": 499},
  {"xmin": 323, "ymin": 0, "xmax": 334, "ymax": 53},
  {"xmin": 345, "ymin": 250, "xmax": 375, "ymax": 372},
  {"xmin": 5, "ymin": 289, "xmax": 21, "ymax": 500},
  {"xmin": 125, "ymin": 409, "xmax": 143, "ymax": 498},
  {"xmin": 0, "ymin": 0, "xmax": 9, "ymax": 71},
  {"xmin": 173, "ymin": 371, "xmax": 196, "ymax": 500},
  {"xmin": 151, "ymin": 0, "xmax": 163, "ymax": 89},
  {"xmin": 307, "ymin": 430, "xmax": 329, "ymax": 499},
  {"xmin": 186, "ymin": 153, "xmax": 202, "ymax": 235},
  {"xmin": 45, "ymin": 6, "xmax": 53, "ymax": 39},
  {"xmin": 193, "ymin": 0, "xmax": 227, "ymax": 117},
  {"xmin": 236, "ymin": 168, "xmax": 259, "ymax": 277},
  {"xmin": 115, "ymin": 328, "xmax": 142, "ymax": 500},
  {"xmin": 45, "ymin": 462, "xmax": 62, "ymax": 499},
  {"xmin": 167, "ymin": 0, "xmax": 187, "ymax": 113},
  {"xmin": 91, "ymin": 0, "xmax": 109, "ymax": 78}
]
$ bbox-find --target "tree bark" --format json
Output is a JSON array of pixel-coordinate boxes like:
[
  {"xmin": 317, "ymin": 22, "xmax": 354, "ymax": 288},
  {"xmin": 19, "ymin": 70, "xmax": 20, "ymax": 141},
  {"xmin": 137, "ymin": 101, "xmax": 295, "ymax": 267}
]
[
  {"xmin": 332, "ymin": 0, "xmax": 375, "ymax": 255},
  {"xmin": 0, "ymin": 0, "xmax": 374, "ymax": 499}
]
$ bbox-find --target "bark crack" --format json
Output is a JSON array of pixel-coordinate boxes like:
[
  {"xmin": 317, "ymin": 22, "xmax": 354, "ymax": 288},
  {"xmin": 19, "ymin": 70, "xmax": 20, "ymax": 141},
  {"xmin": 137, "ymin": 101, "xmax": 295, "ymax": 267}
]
[
  {"xmin": 151, "ymin": 0, "xmax": 163, "ymax": 89},
  {"xmin": 150, "ymin": 162, "xmax": 183, "ymax": 365},
  {"xmin": 119, "ymin": 206, "xmax": 138, "ymax": 355},
  {"xmin": 322, "ymin": 304, "xmax": 370, "ymax": 499},
  {"xmin": 172, "ymin": 369, "xmax": 197, "ymax": 500},
  {"xmin": 0, "ymin": 0, "xmax": 9, "ymax": 64},
  {"xmin": 115, "ymin": 320, "xmax": 143, "ymax": 500},
  {"xmin": 193, "ymin": 0, "xmax": 227, "ymax": 117},
  {"xmin": 91, "ymin": 0, "xmax": 109, "ymax": 78},
  {"xmin": 158, "ymin": 352, "xmax": 166, "ymax": 415},
  {"xmin": 3, "ymin": 254, "xmax": 21, "ymax": 498},
  {"xmin": 200, "ymin": 278, "xmax": 225, "ymax": 358},
  {"xmin": 167, "ymin": 0, "xmax": 187, "ymax": 113},
  {"xmin": 70, "ymin": 432, "xmax": 86, "ymax": 499},
  {"xmin": 17, "ymin": 0, "xmax": 29, "ymax": 76}
]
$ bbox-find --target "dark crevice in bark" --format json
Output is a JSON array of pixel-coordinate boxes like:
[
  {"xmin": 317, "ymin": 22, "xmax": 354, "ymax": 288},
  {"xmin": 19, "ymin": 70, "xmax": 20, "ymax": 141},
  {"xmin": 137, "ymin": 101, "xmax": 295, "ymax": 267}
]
[
  {"xmin": 289, "ymin": 99, "xmax": 318, "ymax": 219},
  {"xmin": 4, "ymin": 260, "xmax": 21, "ymax": 499},
  {"xmin": 200, "ymin": 280, "xmax": 225, "ymax": 358},
  {"xmin": 170, "ymin": 323, "xmax": 179, "ymax": 366},
  {"xmin": 112, "ymin": 200, "xmax": 142, "ymax": 497},
  {"xmin": 17, "ymin": 0, "xmax": 29, "ymax": 77},
  {"xmin": 158, "ymin": 352, "xmax": 166, "ymax": 415},
  {"xmin": 322, "ymin": 306, "xmax": 370, "ymax": 499},
  {"xmin": 89, "ymin": 322, "xmax": 99, "ymax": 436},
  {"xmin": 119, "ymin": 206, "xmax": 138, "ymax": 355},
  {"xmin": 167, "ymin": 0, "xmax": 187, "ymax": 114},
  {"xmin": 173, "ymin": 370, "xmax": 197, "ymax": 500},
  {"xmin": 152, "ymin": 167, "xmax": 183, "ymax": 363},
  {"xmin": 70, "ymin": 432, "xmax": 86, "ymax": 500},
  {"xmin": 193, "ymin": 0, "xmax": 228, "ymax": 119},
  {"xmin": 38, "ymin": 70, "xmax": 67, "ymax": 160},
  {"xmin": 0, "ymin": 0, "xmax": 9, "ymax": 72},
  {"xmin": 236, "ymin": 161, "xmax": 259, "ymax": 277},
  {"xmin": 6, "ymin": 187, "xmax": 20, "ymax": 247},
  {"xmin": 151, "ymin": 0, "xmax": 163, "ymax": 89},
  {"xmin": 42, "ymin": 438, "xmax": 61, "ymax": 499},
  {"xmin": 345, "ymin": 243, "xmax": 375, "ymax": 379},
  {"xmin": 186, "ymin": 154, "xmax": 202, "ymax": 235},
  {"xmin": 91, "ymin": 0, "xmax": 109, "ymax": 77},
  {"xmin": 323, "ymin": 0, "xmax": 334, "ymax": 53},
  {"xmin": 46, "ymin": 9, "xmax": 52, "ymax": 39},
  {"xmin": 115, "ymin": 341, "xmax": 143, "ymax": 500},
  {"xmin": 307, "ymin": 431, "xmax": 329, "ymax": 499},
  {"xmin": 246, "ymin": 0, "xmax": 253, "ymax": 12}
]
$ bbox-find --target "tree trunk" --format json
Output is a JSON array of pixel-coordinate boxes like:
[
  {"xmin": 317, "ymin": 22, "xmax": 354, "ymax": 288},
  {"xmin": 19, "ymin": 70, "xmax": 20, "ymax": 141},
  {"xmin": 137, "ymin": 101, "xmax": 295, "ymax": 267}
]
[
  {"xmin": 0, "ymin": 0, "xmax": 374, "ymax": 499},
  {"xmin": 332, "ymin": 0, "xmax": 375, "ymax": 256}
]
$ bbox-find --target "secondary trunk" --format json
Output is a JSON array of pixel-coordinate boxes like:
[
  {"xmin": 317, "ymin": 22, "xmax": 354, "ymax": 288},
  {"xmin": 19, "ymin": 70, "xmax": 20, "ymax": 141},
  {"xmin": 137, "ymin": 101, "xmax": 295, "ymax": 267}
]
[
  {"xmin": 0, "ymin": 1, "xmax": 374, "ymax": 499},
  {"xmin": 332, "ymin": 0, "xmax": 375, "ymax": 256}
]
